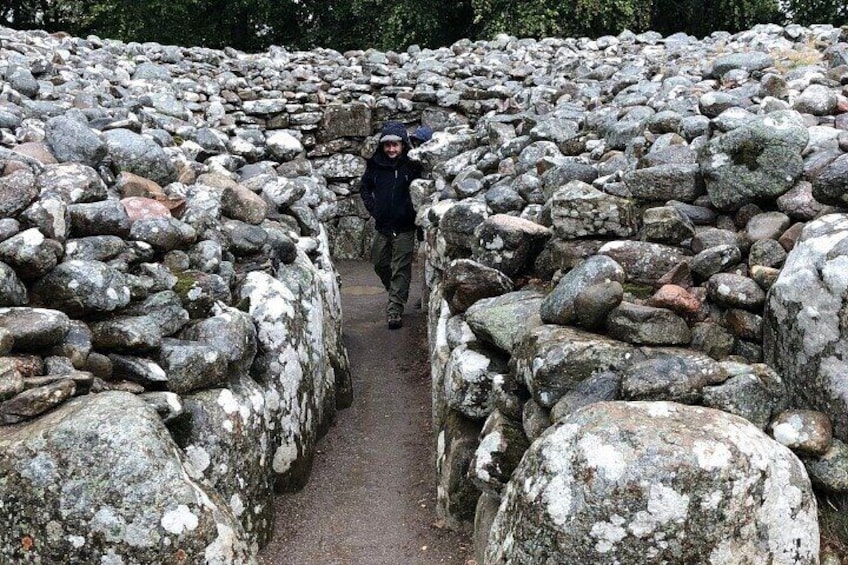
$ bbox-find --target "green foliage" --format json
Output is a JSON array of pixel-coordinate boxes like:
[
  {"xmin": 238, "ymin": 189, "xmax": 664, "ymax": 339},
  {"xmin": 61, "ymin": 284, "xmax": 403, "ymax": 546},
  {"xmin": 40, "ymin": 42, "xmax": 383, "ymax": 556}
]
[
  {"xmin": 469, "ymin": 0, "xmax": 653, "ymax": 39},
  {"xmin": 651, "ymin": 0, "xmax": 782, "ymax": 37},
  {"xmin": 784, "ymin": 0, "xmax": 848, "ymax": 27},
  {"xmin": 0, "ymin": 0, "xmax": 793, "ymax": 51}
]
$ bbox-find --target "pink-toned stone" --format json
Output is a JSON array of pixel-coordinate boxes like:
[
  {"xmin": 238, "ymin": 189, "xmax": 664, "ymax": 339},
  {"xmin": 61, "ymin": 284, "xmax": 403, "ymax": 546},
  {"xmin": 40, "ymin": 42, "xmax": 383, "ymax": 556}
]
[
  {"xmin": 121, "ymin": 197, "xmax": 171, "ymax": 222},
  {"xmin": 115, "ymin": 171, "xmax": 165, "ymax": 199},
  {"xmin": 14, "ymin": 142, "xmax": 58, "ymax": 165},
  {"xmin": 647, "ymin": 284, "xmax": 702, "ymax": 316}
]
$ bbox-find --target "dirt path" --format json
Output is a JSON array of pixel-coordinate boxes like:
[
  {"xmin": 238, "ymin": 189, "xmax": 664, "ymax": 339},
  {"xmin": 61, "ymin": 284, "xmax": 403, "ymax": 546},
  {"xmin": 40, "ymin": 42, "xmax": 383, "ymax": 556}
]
[{"xmin": 259, "ymin": 259, "xmax": 472, "ymax": 565}]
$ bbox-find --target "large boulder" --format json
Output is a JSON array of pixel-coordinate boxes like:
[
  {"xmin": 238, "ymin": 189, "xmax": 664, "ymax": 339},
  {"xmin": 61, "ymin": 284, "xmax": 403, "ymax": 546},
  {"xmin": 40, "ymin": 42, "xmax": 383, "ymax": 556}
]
[
  {"xmin": 485, "ymin": 401, "xmax": 819, "ymax": 564},
  {"xmin": 0, "ymin": 392, "xmax": 255, "ymax": 563},
  {"xmin": 699, "ymin": 110, "xmax": 808, "ymax": 211},
  {"xmin": 235, "ymin": 264, "xmax": 336, "ymax": 491},
  {"xmin": 765, "ymin": 214, "xmax": 848, "ymax": 442},
  {"xmin": 173, "ymin": 376, "xmax": 274, "ymax": 551}
]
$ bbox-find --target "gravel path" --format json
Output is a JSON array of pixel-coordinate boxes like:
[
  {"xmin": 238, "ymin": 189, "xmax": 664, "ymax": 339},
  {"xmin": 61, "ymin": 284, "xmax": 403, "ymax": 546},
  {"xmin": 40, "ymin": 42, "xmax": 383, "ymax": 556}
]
[{"xmin": 259, "ymin": 259, "xmax": 473, "ymax": 565}]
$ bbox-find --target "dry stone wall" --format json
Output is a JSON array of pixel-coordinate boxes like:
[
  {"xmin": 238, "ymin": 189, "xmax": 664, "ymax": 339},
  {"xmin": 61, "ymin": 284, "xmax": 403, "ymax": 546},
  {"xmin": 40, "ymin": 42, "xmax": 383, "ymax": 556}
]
[{"xmin": 3, "ymin": 20, "xmax": 848, "ymax": 564}]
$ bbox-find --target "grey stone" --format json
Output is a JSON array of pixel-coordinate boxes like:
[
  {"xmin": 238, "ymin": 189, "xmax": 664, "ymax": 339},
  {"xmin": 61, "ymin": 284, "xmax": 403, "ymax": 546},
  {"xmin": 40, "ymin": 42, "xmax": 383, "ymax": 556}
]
[
  {"xmin": 439, "ymin": 200, "xmax": 489, "ymax": 251},
  {"xmin": 641, "ymin": 206, "xmax": 695, "ymax": 245},
  {"xmin": 130, "ymin": 217, "xmax": 196, "ymax": 252},
  {"xmin": 0, "ymin": 307, "xmax": 69, "ymax": 350},
  {"xmin": 0, "ymin": 262, "xmax": 27, "ymax": 306},
  {"xmin": 0, "ymin": 228, "xmax": 62, "ymax": 280},
  {"xmin": 444, "ymin": 344, "xmax": 507, "ymax": 420},
  {"xmin": 0, "ymin": 379, "xmax": 75, "ymax": 424},
  {"xmin": 794, "ymin": 84, "xmax": 838, "ymax": 116},
  {"xmin": 711, "ymin": 51, "xmax": 774, "ymax": 77},
  {"xmin": 515, "ymin": 325, "xmax": 643, "ymax": 408},
  {"xmin": 0, "ymin": 359, "xmax": 24, "ymax": 401},
  {"xmin": 706, "ymin": 273, "xmax": 765, "ymax": 311},
  {"xmin": 624, "ymin": 164, "xmax": 703, "ymax": 202},
  {"xmin": 598, "ymin": 240, "xmax": 688, "ymax": 286},
  {"xmin": 174, "ymin": 377, "xmax": 274, "ymax": 547},
  {"xmin": 573, "ymin": 281, "xmax": 624, "ymax": 331},
  {"xmin": 19, "ymin": 196, "xmax": 69, "ymax": 242},
  {"xmin": 803, "ymin": 438, "xmax": 848, "ymax": 492},
  {"xmin": 702, "ymin": 362, "xmax": 786, "ymax": 428},
  {"xmin": 748, "ymin": 238, "xmax": 787, "ymax": 268},
  {"xmin": 0, "ymin": 392, "xmax": 254, "ymax": 562},
  {"xmin": 0, "ymin": 169, "xmax": 38, "ymax": 218},
  {"xmin": 465, "ymin": 290, "xmax": 544, "ymax": 355},
  {"xmin": 442, "ymin": 259, "xmax": 514, "ymax": 314},
  {"xmin": 468, "ymin": 410, "xmax": 529, "ymax": 495},
  {"xmin": 700, "ymin": 110, "xmax": 808, "ymax": 211},
  {"xmin": 745, "ymin": 211, "xmax": 791, "ymax": 242},
  {"xmin": 607, "ymin": 302, "xmax": 692, "ymax": 346},
  {"xmin": 159, "ymin": 339, "xmax": 227, "ymax": 394},
  {"xmin": 770, "ymin": 409, "xmax": 833, "ymax": 456},
  {"xmin": 540, "ymin": 255, "xmax": 625, "ymax": 326},
  {"xmin": 486, "ymin": 402, "xmax": 818, "ymax": 564},
  {"xmin": 550, "ymin": 371, "xmax": 621, "ymax": 422},
  {"xmin": 107, "ymin": 353, "xmax": 168, "ymax": 386},
  {"xmin": 103, "ymin": 128, "xmax": 177, "ymax": 186},
  {"xmin": 811, "ymin": 153, "xmax": 848, "ymax": 207},
  {"xmin": 550, "ymin": 181, "xmax": 637, "ymax": 239},
  {"xmin": 90, "ymin": 314, "xmax": 163, "ymax": 352},
  {"xmin": 31, "ymin": 260, "xmax": 131, "ymax": 317},
  {"xmin": 67, "ymin": 200, "xmax": 132, "ymax": 238},
  {"xmin": 45, "ymin": 115, "xmax": 107, "ymax": 167},
  {"xmin": 436, "ymin": 411, "xmax": 481, "ymax": 530},
  {"xmin": 36, "ymin": 163, "xmax": 107, "ymax": 204},
  {"xmin": 471, "ymin": 214, "xmax": 550, "ymax": 277},
  {"xmin": 691, "ymin": 244, "xmax": 742, "ymax": 280}
]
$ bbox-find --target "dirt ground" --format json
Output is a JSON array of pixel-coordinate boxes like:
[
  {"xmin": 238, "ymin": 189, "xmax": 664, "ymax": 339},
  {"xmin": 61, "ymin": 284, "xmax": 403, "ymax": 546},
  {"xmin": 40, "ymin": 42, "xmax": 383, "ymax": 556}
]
[{"xmin": 259, "ymin": 259, "xmax": 473, "ymax": 565}]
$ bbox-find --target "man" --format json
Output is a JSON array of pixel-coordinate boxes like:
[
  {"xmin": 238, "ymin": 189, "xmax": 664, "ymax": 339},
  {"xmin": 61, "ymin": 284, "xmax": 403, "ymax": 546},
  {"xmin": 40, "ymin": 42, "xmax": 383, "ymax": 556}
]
[{"xmin": 360, "ymin": 121, "xmax": 421, "ymax": 329}]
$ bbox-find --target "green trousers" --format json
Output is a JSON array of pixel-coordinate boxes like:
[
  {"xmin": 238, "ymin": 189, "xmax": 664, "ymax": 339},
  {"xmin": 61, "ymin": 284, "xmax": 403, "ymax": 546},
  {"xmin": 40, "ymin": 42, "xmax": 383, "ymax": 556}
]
[{"xmin": 371, "ymin": 230, "xmax": 415, "ymax": 315}]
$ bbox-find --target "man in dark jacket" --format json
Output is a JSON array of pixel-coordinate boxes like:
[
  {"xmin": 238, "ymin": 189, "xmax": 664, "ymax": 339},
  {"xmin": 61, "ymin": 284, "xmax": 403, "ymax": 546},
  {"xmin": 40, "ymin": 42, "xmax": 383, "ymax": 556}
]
[{"xmin": 360, "ymin": 121, "xmax": 421, "ymax": 329}]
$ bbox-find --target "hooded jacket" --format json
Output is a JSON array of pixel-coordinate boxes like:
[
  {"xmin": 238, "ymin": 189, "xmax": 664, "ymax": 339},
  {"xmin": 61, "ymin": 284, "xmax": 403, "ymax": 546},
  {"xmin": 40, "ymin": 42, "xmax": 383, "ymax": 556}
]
[{"xmin": 360, "ymin": 122, "xmax": 421, "ymax": 235}]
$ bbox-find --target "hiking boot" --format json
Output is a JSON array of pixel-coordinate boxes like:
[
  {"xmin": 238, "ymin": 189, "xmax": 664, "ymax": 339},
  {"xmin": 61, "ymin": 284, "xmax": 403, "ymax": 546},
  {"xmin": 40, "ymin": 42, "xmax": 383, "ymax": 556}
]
[{"xmin": 387, "ymin": 312, "xmax": 402, "ymax": 329}]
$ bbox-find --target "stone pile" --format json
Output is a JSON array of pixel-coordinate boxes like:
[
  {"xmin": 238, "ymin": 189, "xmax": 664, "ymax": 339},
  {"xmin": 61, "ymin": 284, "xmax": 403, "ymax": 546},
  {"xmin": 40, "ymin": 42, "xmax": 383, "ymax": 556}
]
[
  {"xmin": 412, "ymin": 24, "xmax": 848, "ymax": 565},
  {"xmin": 0, "ymin": 26, "xmax": 360, "ymax": 564},
  {"xmin": 3, "ymin": 19, "xmax": 848, "ymax": 564}
]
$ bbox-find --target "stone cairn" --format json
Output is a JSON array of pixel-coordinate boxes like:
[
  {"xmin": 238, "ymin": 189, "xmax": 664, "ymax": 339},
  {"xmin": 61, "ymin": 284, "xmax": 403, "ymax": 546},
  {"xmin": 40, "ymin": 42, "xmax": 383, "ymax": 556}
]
[{"xmin": 1, "ymin": 21, "xmax": 848, "ymax": 564}]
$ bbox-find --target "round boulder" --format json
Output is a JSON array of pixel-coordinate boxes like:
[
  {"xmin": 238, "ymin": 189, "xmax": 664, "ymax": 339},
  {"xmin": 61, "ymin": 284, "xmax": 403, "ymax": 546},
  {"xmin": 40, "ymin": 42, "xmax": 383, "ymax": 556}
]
[{"xmin": 486, "ymin": 401, "xmax": 819, "ymax": 564}]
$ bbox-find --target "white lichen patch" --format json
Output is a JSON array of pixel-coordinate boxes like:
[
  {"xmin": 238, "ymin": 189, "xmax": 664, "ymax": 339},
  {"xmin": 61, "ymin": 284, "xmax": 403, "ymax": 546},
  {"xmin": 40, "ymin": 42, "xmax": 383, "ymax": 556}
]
[
  {"xmin": 579, "ymin": 434, "xmax": 627, "ymax": 481},
  {"xmin": 647, "ymin": 484, "xmax": 690, "ymax": 524},
  {"xmin": 20, "ymin": 228, "xmax": 45, "ymax": 246},
  {"xmin": 229, "ymin": 494, "xmax": 244, "ymax": 517},
  {"xmin": 204, "ymin": 523, "xmax": 239, "ymax": 564},
  {"xmin": 700, "ymin": 490, "xmax": 724, "ymax": 511},
  {"xmin": 272, "ymin": 443, "xmax": 298, "ymax": 474},
  {"xmin": 216, "ymin": 389, "xmax": 239, "ymax": 415},
  {"xmin": 474, "ymin": 431, "xmax": 505, "ymax": 483},
  {"xmin": 185, "ymin": 445, "xmax": 211, "ymax": 474},
  {"xmin": 771, "ymin": 418, "xmax": 806, "ymax": 447},
  {"xmin": 67, "ymin": 535, "xmax": 85, "ymax": 548},
  {"xmin": 693, "ymin": 440, "xmax": 732, "ymax": 471},
  {"xmin": 645, "ymin": 402, "xmax": 675, "ymax": 418},
  {"xmin": 161, "ymin": 504, "xmax": 199, "ymax": 535},
  {"xmin": 590, "ymin": 515, "xmax": 627, "ymax": 553},
  {"xmin": 543, "ymin": 474, "xmax": 574, "ymax": 529},
  {"xmin": 90, "ymin": 506, "xmax": 126, "ymax": 543}
]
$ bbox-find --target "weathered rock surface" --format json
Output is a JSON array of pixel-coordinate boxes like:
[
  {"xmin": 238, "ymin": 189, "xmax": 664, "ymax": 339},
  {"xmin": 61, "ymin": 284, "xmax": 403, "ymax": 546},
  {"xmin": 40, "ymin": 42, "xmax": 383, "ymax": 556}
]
[
  {"xmin": 485, "ymin": 402, "xmax": 819, "ymax": 564},
  {"xmin": 0, "ymin": 392, "xmax": 255, "ymax": 563}
]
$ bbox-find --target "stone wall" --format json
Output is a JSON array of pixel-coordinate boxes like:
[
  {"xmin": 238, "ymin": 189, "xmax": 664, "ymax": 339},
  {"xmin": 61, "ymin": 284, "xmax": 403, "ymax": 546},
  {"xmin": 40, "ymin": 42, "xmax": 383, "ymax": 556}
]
[{"xmin": 3, "ymin": 20, "xmax": 848, "ymax": 564}]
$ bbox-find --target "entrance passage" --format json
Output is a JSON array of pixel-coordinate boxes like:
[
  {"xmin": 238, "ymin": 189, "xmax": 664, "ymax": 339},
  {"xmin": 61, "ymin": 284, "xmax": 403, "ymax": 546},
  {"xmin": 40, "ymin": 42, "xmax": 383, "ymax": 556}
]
[{"xmin": 259, "ymin": 260, "xmax": 472, "ymax": 565}]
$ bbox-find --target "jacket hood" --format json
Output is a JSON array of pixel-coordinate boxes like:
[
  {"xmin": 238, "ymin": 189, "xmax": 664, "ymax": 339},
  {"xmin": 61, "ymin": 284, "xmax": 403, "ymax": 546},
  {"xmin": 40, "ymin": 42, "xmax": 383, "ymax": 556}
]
[{"xmin": 379, "ymin": 121, "xmax": 411, "ymax": 148}]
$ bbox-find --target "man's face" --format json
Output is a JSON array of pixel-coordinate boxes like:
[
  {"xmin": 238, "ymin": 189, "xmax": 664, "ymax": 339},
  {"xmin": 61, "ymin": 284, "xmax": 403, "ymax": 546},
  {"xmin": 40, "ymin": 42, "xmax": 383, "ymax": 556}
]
[{"xmin": 382, "ymin": 140, "xmax": 403, "ymax": 158}]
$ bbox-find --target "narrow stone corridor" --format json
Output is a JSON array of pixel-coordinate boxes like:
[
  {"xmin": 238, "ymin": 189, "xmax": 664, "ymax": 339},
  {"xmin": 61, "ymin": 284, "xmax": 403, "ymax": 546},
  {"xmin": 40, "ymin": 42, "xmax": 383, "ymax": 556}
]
[{"xmin": 259, "ymin": 260, "xmax": 471, "ymax": 565}]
